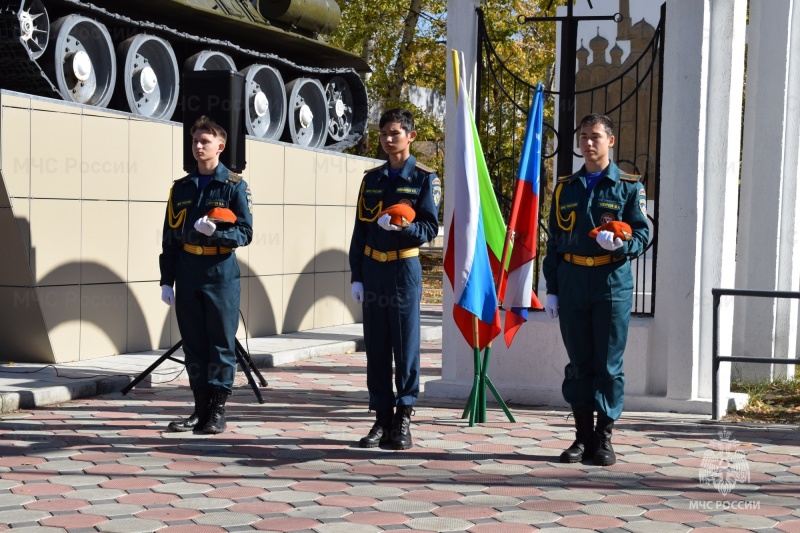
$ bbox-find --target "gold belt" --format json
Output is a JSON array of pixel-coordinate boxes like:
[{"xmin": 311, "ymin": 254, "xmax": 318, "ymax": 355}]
[
  {"xmin": 563, "ymin": 253, "xmax": 623, "ymax": 267},
  {"xmin": 364, "ymin": 245, "xmax": 419, "ymax": 262},
  {"xmin": 183, "ymin": 244, "xmax": 232, "ymax": 256}
]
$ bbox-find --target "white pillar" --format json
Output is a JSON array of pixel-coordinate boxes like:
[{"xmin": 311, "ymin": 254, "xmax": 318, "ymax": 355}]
[
  {"xmin": 733, "ymin": 0, "xmax": 800, "ymax": 381},
  {"xmin": 653, "ymin": 0, "xmax": 744, "ymax": 413},
  {"xmin": 440, "ymin": 0, "xmax": 482, "ymax": 387}
]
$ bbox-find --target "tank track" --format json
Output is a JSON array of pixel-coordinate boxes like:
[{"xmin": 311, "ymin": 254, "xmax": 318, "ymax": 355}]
[
  {"xmin": 0, "ymin": 0, "xmax": 367, "ymax": 150},
  {"xmin": 0, "ymin": 2, "xmax": 59, "ymax": 97}
]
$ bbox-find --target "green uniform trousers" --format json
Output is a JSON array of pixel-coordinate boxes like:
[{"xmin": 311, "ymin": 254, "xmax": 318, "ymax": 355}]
[{"xmin": 557, "ymin": 259, "xmax": 633, "ymax": 421}]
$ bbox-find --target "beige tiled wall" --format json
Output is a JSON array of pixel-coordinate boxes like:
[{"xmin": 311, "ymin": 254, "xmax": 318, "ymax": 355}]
[
  {"xmin": 129, "ymin": 119, "xmax": 175, "ymax": 201},
  {"xmin": 247, "ymin": 140, "xmax": 284, "ymax": 205},
  {"xmin": 282, "ymin": 273, "xmax": 315, "ymax": 333},
  {"xmin": 248, "ymin": 275, "xmax": 283, "ymax": 337},
  {"xmin": 30, "ymin": 198, "xmax": 81, "ymax": 285},
  {"xmin": 36, "ymin": 284, "xmax": 80, "ymax": 362},
  {"xmin": 249, "ymin": 204, "xmax": 283, "ymax": 276},
  {"xmin": 314, "ymin": 206, "xmax": 347, "ymax": 272},
  {"xmin": 316, "ymin": 153, "xmax": 348, "ymax": 206},
  {"xmin": 128, "ymin": 202, "xmax": 166, "ymax": 282},
  {"xmin": 314, "ymin": 271, "xmax": 346, "ymax": 328},
  {"xmin": 283, "ymin": 205, "xmax": 316, "ymax": 274},
  {"xmin": 127, "ymin": 281, "xmax": 171, "ymax": 353},
  {"xmin": 0, "ymin": 93, "xmax": 378, "ymax": 363},
  {"xmin": 284, "ymin": 145, "xmax": 316, "ymax": 205},
  {"xmin": 82, "ymin": 200, "xmax": 129, "ymax": 284},
  {"xmin": 237, "ymin": 276, "xmax": 250, "ymax": 339},
  {"xmin": 82, "ymin": 115, "xmax": 129, "ymax": 200},
  {"xmin": 1, "ymin": 105, "xmax": 31, "ymax": 200},
  {"xmin": 80, "ymin": 283, "xmax": 128, "ymax": 359},
  {"xmin": 30, "ymin": 110, "xmax": 81, "ymax": 199}
]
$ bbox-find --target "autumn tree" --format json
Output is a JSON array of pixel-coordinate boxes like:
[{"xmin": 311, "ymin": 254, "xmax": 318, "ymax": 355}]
[{"xmin": 330, "ymin": 0, "xmax": 555, "ymax": 189}]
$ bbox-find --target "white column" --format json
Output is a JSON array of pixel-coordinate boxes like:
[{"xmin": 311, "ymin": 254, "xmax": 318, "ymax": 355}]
[
  {"xmin": 733, "ymin": 0, "xmax": 800, "ymax": 381},
  {"xmin": 440, "ymin": 0, "xmax": 482, "ymax": 387},
  {"xmin": 654, "ymin": 0, "xmax": 744, "ymax": 412}
]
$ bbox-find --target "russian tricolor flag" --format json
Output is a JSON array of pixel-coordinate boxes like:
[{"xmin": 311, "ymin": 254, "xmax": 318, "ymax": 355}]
[
  {"xmin": 501, "ymin": 83, "xmax": 545, "ymax": 347},
  {"xmin": 443, "ymin": 55, "xmax": 504, "ymax": 349}
]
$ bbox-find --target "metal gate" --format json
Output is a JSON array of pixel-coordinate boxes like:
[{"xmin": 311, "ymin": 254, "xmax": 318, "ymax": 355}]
[{"xmin": 475, "ymin": 3, "xmax": 664, "ymax": 316}]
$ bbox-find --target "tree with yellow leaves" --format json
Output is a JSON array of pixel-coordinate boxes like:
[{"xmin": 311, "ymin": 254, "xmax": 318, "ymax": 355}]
[{"xmin": 329, "ymin": 0, "xmax": 557, "ymax": 167}]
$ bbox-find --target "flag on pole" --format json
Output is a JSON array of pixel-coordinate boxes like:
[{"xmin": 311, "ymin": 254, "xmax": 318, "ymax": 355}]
[
  {"xmin": 443, "ymin": 51, "xmax": 504, "ymax": 349},
  {"xmin": 501, "ymin": 83, "xmax": 545, "ymax": 347}
]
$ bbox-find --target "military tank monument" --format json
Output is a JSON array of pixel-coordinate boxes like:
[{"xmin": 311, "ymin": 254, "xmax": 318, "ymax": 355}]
[
  {"xmin": 1, "ymin": 0, "xmax": 369, "ymax": 149},
  {"xmin": 0, "ymin": 0, "xmax": 375, "ymax": 365}
]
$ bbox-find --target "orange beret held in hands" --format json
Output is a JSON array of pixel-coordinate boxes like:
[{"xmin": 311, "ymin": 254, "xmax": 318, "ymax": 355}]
[
  {"xmin": 589, "ymin": 220, "xmax": 633, "ymax": 241},
  {"xmin": 379, "ymin": 203, "xmax": 416, "ymax": 227},
  {"xmin": 206, "ymin": 207, "xmax": 237, "ymax": 224}
]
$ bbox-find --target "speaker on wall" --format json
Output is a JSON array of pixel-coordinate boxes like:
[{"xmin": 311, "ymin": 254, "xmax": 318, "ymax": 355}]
[{"xmin": 182, "ymin": 70, "xmax": 246, "ymax": 173}]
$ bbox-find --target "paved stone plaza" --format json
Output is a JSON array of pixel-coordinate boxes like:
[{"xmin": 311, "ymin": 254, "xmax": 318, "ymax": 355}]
[{"xmin": 0, "ymin": 339, "xmax": 799, "ymax": 532}]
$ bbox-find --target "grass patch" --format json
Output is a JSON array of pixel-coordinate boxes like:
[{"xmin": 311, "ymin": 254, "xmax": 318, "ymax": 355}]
[{"xmin": 725, "ymin": 375, "xmax": 800, "ymax": 424}]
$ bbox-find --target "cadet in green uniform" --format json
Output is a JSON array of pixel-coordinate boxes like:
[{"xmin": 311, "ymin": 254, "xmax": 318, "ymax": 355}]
[
  {"xmin": 542, "ymin": 114, "xmax": 649, "ymax": 466},
  {"xmin": 160, "ymin": 116, "xmax": 253, "ymax": 435},
  {"xmin": 349, "ymin": 109, "xmax": 441, "ymax": 450}
]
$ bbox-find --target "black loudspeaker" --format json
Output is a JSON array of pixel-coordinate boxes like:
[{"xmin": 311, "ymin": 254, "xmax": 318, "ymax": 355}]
[{"xmin": 182, "ymin": 70, "xmax": 246, "ymax": 173}]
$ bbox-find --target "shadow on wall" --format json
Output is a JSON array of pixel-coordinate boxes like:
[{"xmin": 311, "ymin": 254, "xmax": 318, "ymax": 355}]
[
  {"xmin": 282, "ymin": 249, "xmax": 352, "ymax": 334},
  {"xmin": 8, "ymin": 249, "xmax": 352, "ymax": 362}
]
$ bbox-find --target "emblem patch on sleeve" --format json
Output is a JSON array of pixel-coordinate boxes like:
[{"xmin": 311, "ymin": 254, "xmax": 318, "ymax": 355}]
[
  {"xmin": 431, "ymin": 177, "xmax": 441, "ymax": 207},
  {"xmin": 639, "ymin": 198, "xmax": 647, "ymax": 217},
  {"xmin": 246, "ymin": 187, "xmax": 253, "ymax": 214}
]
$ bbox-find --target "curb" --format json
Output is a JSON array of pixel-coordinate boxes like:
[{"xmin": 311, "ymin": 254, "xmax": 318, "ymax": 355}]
[
  {"xmin": 0, "ymin": 376, "xmax": 133, "ymax": 414},
  {"xmin": 0, "ymin": 325, "xmax": 442, "ymax": 413}
]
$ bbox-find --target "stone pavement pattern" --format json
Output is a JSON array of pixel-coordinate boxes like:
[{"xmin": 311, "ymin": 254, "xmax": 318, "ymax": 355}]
[{"xmin": 1, "ymin": 340, "xmax": 799, "ymax": 532}]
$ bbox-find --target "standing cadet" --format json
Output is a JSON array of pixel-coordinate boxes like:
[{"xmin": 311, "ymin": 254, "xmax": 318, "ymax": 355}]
[
  {"xmin": 349, "ymin": 108, "xmax": 441, "ymax": 450},
  {"xmin": 542, "ymin": 113, "xmax": 649, "ymax": 465},
  {"xmin": 160, "ymin": 115, "xmax": 253, "ymax": 435}
]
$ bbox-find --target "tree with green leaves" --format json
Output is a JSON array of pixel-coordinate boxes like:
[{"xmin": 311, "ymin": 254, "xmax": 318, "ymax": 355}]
[{"xmin": 329, "ymin": 0, "xmax": 557, "ymax": 167}]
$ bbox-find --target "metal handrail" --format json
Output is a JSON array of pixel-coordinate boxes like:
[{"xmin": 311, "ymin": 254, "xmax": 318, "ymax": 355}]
[{"xmin": 711, "ymin": 287, "xmax": 800, "ymax": 420}]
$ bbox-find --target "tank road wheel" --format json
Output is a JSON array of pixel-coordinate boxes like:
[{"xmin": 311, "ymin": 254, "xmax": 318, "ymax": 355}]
[
  {"xmin": 15, "ymin": 0, "xmax": 49, "ymax": 60},
  {"xmin": 283, "ymin": 78, "xmax": 329, "ymax": 149},
  {"xmin": 117, "ymin": 35, "xmax": 179, "ymax": 120},
  {"xmin": 185, "ymin": 51, "xmax": 236, "ymax": 72},
  {"xmin": 241, "ymin": 64, "xmax": 286, "ymax": 141},
  {"xmin": 325, "ymin": 76, "xmax": 354, "ymax": 143},
  {"xmin": 45, "ymin": 15, "xmax": 116, "ymax": 107}
]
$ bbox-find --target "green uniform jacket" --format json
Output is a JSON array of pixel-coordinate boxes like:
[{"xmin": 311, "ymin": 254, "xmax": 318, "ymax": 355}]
[
  {"xmin": 159, "ymin": 163, "xmax": 254, "ymax": 287},
  {"xmin": 542, "ymin": 161, "xmax": 649, "ymax": 295},
  {"xmin": 348, "ymin": 155, "xmax": 441, "ymax": 283}
]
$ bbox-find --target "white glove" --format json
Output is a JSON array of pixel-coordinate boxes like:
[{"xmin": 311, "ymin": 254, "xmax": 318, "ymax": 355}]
[
  {"xmin": 161, "ymin": 285, "xmax": 175, "ymax": 306},
  {"xmin": 596, "ymin": 230, "xmax": 624, "ymax": 251},
  {"xmin": 545, "ymin": 294, "xmax": 558, "ymax": 319},
  {"xmin": 377, "ymin": 213, "xmax": 401, "ymax": 232},
  {"xmin": 194, "ymin": 216, "xmax": 217, "ymax": 236},
  {"xmin": 351, "ymin": 282, "xmax": 364, "ymax": 304}
]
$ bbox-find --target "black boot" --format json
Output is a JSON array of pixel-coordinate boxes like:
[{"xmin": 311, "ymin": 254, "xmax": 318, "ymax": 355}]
[
  {"xmin": 168, "ymin": 387, "xmax": 210, "ymax": 432},
  {"xmin": 593, "ymin": 416, "xmax": 617, "ymax": 466},
  {"xmin": 359, "ymin": 408, "xmax": 394, "ymax": 448},
  {"xmin": 559, "ymin": 409, "xmax": 594, "ymax": 463},
  {"xmin": 202, "ymin": 388, "xmax": 229, "ymax": 434},
  {"xmin": 390, "ymin": 405, "xmax": 414, "ymax": 450}
]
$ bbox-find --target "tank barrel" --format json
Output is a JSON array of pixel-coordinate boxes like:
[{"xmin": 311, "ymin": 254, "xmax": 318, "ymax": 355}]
[{"xmin": 258, "ymin": 0, "xmax": 341, "ymax": 35}]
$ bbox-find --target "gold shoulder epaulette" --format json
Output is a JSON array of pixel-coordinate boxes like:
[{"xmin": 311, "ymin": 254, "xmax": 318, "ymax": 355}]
[
  {"xmin": 227, "ymin": 171, "xmax": 243, "ymax": 183},
  {"xmin": 620, "ymin": 173, "xmax": 642, "ymax": 182},
  {"xmin": 364, "ymin": 165, "xmax": 383, "ymax": 174},
  {"xmin": 557, "ymin": 174, "xmax": 572, "ymax": 183},
  {"xmin": 415, "ymin": 162, "xmax": 435, "ymax": 173}
]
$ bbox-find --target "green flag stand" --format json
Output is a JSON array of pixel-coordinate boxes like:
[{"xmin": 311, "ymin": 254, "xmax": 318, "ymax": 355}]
[{"xmin": 461, "ymin": 316, "xmax": 516, "ymax": 425}]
